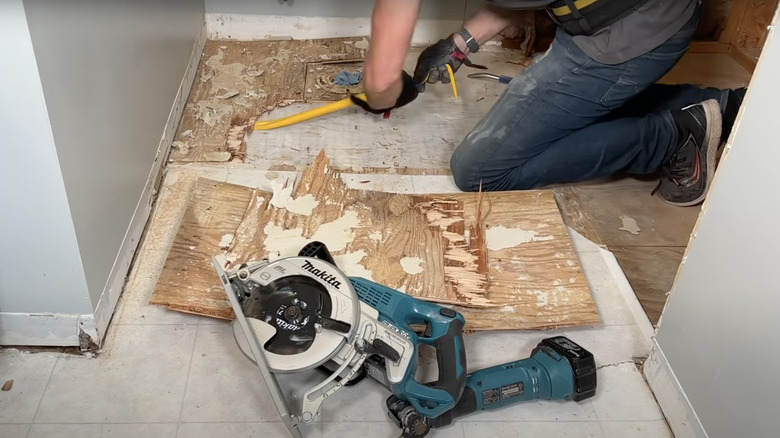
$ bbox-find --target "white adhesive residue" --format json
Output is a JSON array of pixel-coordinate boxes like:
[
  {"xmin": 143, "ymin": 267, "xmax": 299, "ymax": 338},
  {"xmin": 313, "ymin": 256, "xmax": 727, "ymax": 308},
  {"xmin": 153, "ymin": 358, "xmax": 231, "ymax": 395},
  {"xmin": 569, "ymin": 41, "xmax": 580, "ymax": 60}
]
[
  {"xmin": 400, "ymin": 257, "xmax": 424, "ymax": 275},
  {"xmin": 486, "ymin": 226, "xmax": 554, "ymax": 250},
  {"xmin": 619, "ymin": 215, "xmax": 641, "ymax": 235},
  {"xmin": 285, "ymin": 194, "xmax": 318, "ymax": 216},
  {"xmin": 269, "ymin": 180, "xmax": 318, "ymax": 215},
  {"xmin": 369, "ymin": 231, "xmax": 383, "ymax": 242},
  {"xmin": 354, "ymin": 37, "xmax": 369, "ymax": 50},
  {"xmin": 219, "ymin": 233, "xmax": 234, "ymax": 249},
  {"xmin": 262, "ymin": 224, "xmax": 308, "ymax": 260},
  {"xmin": 171, "ymin": 141, "xmax": 191, "ymax": 155},
  {"xmin": 310, "ymin": 211, "xmax": 360, "ymax": 251},
  {"xmin": 270, "ymin": 179, "xmax": 294, "ymax": 209},
  {"xmin": 163, "ymin": 171, "xmax": 180, "ymax": 187},
  {"xmin": 262, "ymin": 211, "xmax": 360, "ymax": 258},
  {"xmin": 334, "ymin": 251, "xmax": 374, "ymax": 280},
  {"xmin": 531, "ymin": 290, "xmax": 549, "ymax": 307}
]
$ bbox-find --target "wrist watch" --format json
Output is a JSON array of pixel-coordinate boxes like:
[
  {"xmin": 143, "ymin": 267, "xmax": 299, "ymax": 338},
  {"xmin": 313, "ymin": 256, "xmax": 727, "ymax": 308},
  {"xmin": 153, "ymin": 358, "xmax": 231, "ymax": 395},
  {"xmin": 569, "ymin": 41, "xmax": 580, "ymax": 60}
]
[{"xmin": 456, "ymin": 27, "xmax": 480, "ymax": 53}]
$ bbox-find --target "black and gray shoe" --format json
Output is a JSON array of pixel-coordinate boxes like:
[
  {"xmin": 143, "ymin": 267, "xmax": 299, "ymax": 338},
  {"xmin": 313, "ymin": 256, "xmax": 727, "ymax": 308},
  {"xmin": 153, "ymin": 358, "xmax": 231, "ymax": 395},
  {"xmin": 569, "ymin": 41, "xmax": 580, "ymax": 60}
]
[{"xmin": 654, "ymin": 99, "xmax": 722, "ymax": 207}]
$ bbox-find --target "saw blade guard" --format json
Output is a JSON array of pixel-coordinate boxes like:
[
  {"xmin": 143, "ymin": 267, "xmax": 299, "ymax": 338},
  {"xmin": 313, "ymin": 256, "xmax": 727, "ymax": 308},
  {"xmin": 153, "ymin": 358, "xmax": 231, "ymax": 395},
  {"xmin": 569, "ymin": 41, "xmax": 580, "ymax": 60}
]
[{"xmin": 233, "ymin": 257, "xmax": 360, "ymax": 373}]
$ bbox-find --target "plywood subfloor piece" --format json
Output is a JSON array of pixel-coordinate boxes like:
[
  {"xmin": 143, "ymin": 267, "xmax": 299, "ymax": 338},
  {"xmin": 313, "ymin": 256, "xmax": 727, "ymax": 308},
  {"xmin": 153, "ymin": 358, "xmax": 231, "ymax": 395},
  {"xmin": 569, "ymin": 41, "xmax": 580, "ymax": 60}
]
[
  {"xmin": 150, "ymin": 178, "xmax": 254, "ymax": 318},
  {"xmin": 152, "ymin": 152, "xmax": 599, "ymax": 331},
  {"xmin": 610, "ymin": 246, "xmax": 686, "ymax": 325}
]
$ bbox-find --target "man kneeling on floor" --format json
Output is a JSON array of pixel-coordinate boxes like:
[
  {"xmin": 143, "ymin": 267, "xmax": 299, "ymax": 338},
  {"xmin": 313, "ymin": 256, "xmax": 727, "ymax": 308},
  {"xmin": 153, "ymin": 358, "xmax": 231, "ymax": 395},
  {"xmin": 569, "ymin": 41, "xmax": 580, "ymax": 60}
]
[{"xmin": 352, "ymin": 0, "xmax": 746, "ymax": 207}]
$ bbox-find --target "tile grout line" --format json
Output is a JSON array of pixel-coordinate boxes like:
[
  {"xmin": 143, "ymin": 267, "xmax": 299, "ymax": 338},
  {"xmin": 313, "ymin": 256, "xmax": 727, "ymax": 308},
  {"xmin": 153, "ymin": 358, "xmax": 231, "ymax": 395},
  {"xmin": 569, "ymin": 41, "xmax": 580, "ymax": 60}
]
[
  {"xmin": 174, "ymin": 324, "xmax": 200, "ymax": 437},
  {"xmin": 593, "ymin": 402, "xmax": 609, "ymax": 438},
  {"xmin": 27, "ymin": 351, "xmax": 61, "ymax": 436},
  {"xmin": 587, "ymin": 399, "xmax": 610, "ymax": 438}
]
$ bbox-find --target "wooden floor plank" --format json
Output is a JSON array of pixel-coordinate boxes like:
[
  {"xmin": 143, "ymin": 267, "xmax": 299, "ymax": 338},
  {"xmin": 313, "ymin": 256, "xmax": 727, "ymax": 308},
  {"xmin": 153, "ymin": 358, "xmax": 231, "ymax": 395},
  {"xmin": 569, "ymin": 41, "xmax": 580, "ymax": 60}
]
[{"xmin": 150, "ymin": 178, "xmax": 254, "ymax": 319}]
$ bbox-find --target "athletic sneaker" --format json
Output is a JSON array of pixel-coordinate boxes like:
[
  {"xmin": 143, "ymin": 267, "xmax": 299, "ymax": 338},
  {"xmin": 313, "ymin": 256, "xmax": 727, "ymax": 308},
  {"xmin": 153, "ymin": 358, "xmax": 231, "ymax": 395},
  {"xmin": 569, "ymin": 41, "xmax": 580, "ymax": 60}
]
[{"xmin": 654, "ymin": 99, "xmax": 722, "ymax": 207}]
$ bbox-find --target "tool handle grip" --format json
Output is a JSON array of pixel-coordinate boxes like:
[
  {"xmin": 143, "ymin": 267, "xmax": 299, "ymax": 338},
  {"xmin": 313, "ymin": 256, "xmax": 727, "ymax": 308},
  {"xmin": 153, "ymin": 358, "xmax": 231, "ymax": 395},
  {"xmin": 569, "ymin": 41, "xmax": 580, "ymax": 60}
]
[
  {"xmin": 349, "ymin": 277, "xmax": 467, "ymax": 419},
  {"xmin": 402, "ymin": 306, "xmax": 467, "ymax": 418}
]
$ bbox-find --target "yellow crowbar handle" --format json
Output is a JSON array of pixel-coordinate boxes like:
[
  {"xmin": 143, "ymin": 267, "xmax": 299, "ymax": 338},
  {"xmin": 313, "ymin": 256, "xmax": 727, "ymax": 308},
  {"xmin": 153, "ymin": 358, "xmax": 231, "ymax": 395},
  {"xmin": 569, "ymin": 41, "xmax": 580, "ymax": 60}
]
[
  {"xmin": 446, "ymin": 64, "xmax": 459, "ymax": 99},
  {"xmin": 254, "ymin": 93, "xmax": 366, "ymax": 131},
  {"xmin": 253, "ymin": 69, "xmax": 459, "ymax": 131}
]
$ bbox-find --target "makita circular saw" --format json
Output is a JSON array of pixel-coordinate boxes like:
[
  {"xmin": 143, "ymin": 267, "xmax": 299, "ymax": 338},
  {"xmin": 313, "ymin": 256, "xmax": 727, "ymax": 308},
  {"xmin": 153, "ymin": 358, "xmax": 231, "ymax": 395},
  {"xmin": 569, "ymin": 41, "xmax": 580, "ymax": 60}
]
[{"xmin": 212, "ymin": 241, "xmax": 597, "ymax": 438}]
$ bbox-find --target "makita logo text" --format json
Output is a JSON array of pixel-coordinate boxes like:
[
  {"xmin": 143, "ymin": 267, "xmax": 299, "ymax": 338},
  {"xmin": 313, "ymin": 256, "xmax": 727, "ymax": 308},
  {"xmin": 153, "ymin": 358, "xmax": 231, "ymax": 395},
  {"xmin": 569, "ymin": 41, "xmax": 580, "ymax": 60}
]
[{"xmin": 301, "ymin": 260, "xmax": 342, "ymax": 288}]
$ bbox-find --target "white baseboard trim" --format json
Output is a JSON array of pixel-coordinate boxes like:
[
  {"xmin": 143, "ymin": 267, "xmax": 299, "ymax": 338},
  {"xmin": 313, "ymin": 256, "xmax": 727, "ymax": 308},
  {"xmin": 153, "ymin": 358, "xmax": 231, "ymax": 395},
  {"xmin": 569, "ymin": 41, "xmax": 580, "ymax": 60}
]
[
  {"xmin": 91, "ymin": 19, "xmax": 208, "ymax": 346},
  {"xmin": 643, "ymin": 339, "xmax": 708, "ymax": 438},
  {"xmin": 0, "ymin": 312, "xmax": 94, "ymax": 347},
  {"xmin": 598, "ymin": 246, "xmax": 657, "ymax": 344},
  {"xmin": 206, "ymin": 13, "xmax": 463, "ymax": 45}
]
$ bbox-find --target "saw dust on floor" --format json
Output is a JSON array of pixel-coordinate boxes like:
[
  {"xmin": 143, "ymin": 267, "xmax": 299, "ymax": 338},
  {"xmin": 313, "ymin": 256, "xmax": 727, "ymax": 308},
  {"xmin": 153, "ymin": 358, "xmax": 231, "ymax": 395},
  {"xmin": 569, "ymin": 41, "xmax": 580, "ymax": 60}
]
[
  {"xmin": 167, "ymin": 37, "xmax": 754, "ymax": 327},
  {"xmin": 151, "ymin": 151, "xmax": 599, "ymax": 331}
]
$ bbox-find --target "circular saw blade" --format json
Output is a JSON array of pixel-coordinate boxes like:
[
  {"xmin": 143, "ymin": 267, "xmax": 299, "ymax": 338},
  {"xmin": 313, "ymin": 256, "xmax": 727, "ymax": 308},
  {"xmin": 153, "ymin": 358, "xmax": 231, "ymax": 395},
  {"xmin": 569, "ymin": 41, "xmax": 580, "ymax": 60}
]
[
  {"xmin": 234, "ymin": 257, "xmax": 360, "ymax": 373},
  {"xmin": 242, "ymin": 275, "xmax": 332, "ymax": 356}
]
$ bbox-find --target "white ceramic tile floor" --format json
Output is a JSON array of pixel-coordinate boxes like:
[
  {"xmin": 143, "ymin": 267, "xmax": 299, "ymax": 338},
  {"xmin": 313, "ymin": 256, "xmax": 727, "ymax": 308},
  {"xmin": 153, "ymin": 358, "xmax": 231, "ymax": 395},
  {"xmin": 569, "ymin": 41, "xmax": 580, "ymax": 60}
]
[{"xmin": 0, "ymin": 173, "xmax": 674, "ymax": 437}]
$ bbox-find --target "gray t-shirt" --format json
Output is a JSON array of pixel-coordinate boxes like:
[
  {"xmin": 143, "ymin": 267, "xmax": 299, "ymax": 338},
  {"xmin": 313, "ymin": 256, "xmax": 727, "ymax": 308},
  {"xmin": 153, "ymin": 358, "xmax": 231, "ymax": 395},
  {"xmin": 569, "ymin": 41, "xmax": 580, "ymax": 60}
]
[{"xmin": 487, "ymin": 0, "xmax": 699, "ymax": 64}]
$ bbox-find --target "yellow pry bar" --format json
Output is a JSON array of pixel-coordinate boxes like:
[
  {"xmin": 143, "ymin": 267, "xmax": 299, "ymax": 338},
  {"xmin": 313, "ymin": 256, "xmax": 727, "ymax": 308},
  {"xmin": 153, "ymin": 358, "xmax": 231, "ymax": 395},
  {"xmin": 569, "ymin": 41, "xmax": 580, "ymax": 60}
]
[
  {"xmin": 254, "ymin": 93, "xmax": 366, "ymax": 131},
  {"xmin": 446, "ymin": 64, "xmax": 459, "ymax": 99}
]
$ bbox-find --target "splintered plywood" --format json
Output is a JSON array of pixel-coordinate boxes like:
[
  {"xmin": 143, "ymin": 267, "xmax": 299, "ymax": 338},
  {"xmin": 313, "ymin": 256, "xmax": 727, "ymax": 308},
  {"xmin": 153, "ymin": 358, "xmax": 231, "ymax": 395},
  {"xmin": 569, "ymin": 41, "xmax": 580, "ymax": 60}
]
[
  {"xmin": 150, "ymin": 179, "xmax": 254, "ymax": 318},
  {"xmin": 152, "ymin": 152, "xmax": 598, "ymax": 330},
  {"xmin": 171, "ymin": 39, "xmax": 370, "ymax": 163}
]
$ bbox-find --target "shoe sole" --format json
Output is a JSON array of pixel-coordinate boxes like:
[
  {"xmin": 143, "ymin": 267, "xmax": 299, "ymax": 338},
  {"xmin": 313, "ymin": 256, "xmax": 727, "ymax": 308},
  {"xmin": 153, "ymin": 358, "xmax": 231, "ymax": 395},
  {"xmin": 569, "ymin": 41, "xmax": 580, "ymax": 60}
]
[{"xmin": 665, "ymin": 99, "xmax": 723, "ymax": 207}]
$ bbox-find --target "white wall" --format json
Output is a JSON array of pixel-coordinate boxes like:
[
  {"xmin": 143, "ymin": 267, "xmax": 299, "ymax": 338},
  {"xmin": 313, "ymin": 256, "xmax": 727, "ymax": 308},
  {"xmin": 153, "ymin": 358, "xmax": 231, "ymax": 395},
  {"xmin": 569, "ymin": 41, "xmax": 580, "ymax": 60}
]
[
  {"xmin": 1, "ymin": 0, "xmax": 204, "ymax": 346},
  {"xmin": 205, "ymin": 0, "xmax": 478, "ymax": 45},
  {"xmin": 0, "ymin": 1, "xmax": 92, "ymax": 319},
  {"xmin": 205, "ymin": 0, "xmax": 468, "ymax": 20},
  {"xmin": 24, "ymin": 0, "xmax": 204, "ymax": 311},
  {"xmin": 653, "ymin": 8, "xmax": 780, "ymax": 438}
]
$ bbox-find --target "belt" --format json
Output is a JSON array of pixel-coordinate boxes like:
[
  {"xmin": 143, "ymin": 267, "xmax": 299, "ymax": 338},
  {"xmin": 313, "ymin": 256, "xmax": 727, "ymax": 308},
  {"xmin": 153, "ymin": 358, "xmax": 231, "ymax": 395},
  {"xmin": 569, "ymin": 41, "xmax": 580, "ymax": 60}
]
[{"xmin": 547, "ymin": 0, "xmax": 652, "ymax": 36}]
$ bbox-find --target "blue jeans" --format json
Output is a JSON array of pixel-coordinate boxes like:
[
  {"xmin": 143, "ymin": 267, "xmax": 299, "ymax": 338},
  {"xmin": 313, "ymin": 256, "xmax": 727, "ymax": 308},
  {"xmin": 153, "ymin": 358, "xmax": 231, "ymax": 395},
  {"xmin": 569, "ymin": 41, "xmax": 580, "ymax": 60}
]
[{"xmin": 450, "ymin": 11, "xmax": 728, "ymax": 191}]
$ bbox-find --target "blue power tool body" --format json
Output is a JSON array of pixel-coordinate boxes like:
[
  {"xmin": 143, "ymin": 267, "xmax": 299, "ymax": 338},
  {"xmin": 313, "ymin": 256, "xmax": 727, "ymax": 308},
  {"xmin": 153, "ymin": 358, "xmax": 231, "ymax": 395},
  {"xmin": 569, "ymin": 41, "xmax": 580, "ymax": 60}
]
[
  {"xmin": 298, "ymin": 242, "xmax": 597, "ymax": 438},
  {"xmin": 349, "ymin": 276, "xmax": 467, "ymax": 419}
]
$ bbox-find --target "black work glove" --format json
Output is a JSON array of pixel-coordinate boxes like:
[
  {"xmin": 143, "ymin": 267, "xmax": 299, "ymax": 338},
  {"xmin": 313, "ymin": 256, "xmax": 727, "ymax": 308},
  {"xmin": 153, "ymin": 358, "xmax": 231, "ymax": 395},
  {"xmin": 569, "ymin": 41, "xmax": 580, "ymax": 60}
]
[
  {"xmin": 412, "ymin": 35, "xmax": 464, "ymax": 92},
  {"xmin": 350, "ymin": 70, "xmax": 419, "ymax": 114}
]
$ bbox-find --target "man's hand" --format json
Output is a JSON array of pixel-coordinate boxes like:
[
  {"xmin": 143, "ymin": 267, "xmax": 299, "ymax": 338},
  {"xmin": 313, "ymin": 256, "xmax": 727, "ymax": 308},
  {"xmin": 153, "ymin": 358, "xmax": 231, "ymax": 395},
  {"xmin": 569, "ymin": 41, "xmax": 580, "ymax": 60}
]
[
  {"xmin": 413, "ymin": 8, "xmax": 512, "ymax": 92},
  {"xmin": 412, "ymin": 35, "xmax": 464, "ymax": 92},
  {"xmin": 351, "ymin": 70, "xmax": 419, "ymax": 114}
]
